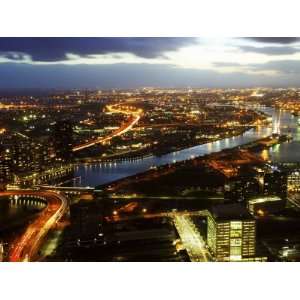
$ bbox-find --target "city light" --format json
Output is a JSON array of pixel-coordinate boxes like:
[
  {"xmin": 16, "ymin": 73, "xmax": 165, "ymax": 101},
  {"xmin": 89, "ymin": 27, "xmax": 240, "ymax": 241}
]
[{"xmin": 1, "ymin": 38, "xmax": 300, "ymax": 264}]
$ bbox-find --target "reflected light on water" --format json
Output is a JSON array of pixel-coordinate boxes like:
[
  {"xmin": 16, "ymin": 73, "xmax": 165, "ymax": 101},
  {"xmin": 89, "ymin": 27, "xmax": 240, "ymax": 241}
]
[{"xmin": 260, "ymin": 149, "xmax": 270, "ymax": 161}]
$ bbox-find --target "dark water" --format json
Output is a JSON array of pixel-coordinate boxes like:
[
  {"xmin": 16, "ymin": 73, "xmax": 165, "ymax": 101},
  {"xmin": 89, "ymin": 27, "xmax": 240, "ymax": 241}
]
[
  {"xmin": 0, "ymin": 197, "xmax": 45, "ymax": 232},
  {"xmin": 69, "ymin": 107, "xmax": 300, "ymax": 187}
]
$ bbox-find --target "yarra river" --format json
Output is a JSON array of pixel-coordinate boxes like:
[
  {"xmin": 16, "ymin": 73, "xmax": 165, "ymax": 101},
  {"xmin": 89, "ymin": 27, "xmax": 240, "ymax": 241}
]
[{"xmin": 71, "ymin": 107, "xmax": 300, "ymax": 187}]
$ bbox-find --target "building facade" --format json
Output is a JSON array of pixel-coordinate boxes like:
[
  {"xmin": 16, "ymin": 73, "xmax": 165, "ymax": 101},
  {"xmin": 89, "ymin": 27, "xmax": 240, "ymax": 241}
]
[{"xmin": 287, "ymin": 171, "xmax": 300, "ymax": 192}]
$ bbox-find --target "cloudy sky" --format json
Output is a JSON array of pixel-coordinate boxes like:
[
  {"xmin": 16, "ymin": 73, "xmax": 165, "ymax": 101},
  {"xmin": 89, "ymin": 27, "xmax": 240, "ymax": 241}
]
[{"xmin": 1, "ymin": 37, "xmax": 300, "ymax": 89}]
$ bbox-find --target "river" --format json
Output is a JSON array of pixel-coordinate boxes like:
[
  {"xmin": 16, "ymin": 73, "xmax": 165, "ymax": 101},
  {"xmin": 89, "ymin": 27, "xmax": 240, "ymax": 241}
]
[
  {"xmin": 0, "ymin": 196, "xmax": 45, "ymax": 237},
  {"xmin": 66, "ymin": 107, "xmax": 300, "ymax": 187}
]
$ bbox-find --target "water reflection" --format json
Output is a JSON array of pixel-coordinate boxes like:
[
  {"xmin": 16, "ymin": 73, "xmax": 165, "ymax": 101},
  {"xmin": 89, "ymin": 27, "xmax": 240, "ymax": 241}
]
[{"xmin": 260, "ymin": 149, "xmax": 270, "ymax": 161}]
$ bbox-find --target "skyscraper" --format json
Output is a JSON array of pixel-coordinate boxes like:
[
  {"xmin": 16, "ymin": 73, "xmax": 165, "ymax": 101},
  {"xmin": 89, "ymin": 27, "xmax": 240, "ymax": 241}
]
[{"xmin": 52, "ymin": 120, "xmax": 74, "ymax": 162}]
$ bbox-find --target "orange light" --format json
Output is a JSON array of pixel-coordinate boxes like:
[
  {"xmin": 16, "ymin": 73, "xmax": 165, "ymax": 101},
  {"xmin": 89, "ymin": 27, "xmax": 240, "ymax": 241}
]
[{"xmin": 257, "ymin": 209, "xmax": 264, "ymax": 216}]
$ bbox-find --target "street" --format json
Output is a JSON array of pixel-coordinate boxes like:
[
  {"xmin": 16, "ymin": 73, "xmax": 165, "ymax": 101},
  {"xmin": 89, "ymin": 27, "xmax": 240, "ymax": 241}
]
[
  {"xmin": 173, "ymin": 214, "xmax": 211, "ymax": 262},
  {"xmin": 72, "ymin": 104, "xmax": 142, "ymax": 152},
  {"xmin": 288, "ymin": 193, "xmax": 300, "ymax": 210}
]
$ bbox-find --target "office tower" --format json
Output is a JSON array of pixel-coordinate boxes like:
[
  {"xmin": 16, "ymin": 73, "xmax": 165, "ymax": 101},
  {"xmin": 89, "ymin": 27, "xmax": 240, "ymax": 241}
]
[{"xmin": 207, "ymin": 204, "xmax": 263, "ymax": 261}]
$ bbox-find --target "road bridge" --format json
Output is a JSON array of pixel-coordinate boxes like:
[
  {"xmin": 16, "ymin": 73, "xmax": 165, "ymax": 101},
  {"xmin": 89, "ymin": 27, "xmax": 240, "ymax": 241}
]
[
  {"xmin": 0, "ymin": 190, "xmax": 68, "ymax": 262},
  {"xmin": 36, "ymin": 185, "xmax": 96, "ymax": 195}
]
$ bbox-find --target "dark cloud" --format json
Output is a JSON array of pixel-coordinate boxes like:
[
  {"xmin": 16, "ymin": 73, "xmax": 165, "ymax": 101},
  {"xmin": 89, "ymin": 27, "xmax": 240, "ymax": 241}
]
[
  {"xmin": 0, "ymin": 37, "xmax": 198, "ymax": 62},
  {"xmin": 248, "ymin": 60, "xmax": 300, "ymax": 74},
  {"xmin": 239, "ymin": 45, "xmax": 300, "ymax": 55},
  {"xmin": 246, "ymin": 37, "xmax": 300, "ymax": 44}
]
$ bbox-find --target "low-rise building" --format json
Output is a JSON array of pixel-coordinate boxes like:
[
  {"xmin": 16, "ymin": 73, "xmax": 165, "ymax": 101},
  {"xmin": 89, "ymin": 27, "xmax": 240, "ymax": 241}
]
[{"xmin": 248, "ymin": 196, "xmax": 285, "ymax": 216}]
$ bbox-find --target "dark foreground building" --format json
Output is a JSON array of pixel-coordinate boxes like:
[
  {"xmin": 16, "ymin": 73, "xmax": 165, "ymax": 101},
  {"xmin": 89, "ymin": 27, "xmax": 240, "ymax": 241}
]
[{"xmin": 52, "ymin": 120, "xmax": 74, "ymax": 162}]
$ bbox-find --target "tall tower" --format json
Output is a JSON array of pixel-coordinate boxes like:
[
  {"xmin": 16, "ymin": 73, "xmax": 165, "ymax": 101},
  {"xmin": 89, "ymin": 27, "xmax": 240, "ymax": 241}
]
[
  {"xmin": 52, "ymin": 120, "xmax": 74, "ymax": 162},
  {"xmin": 273, "ymin": 109, "xmax": 281, "ymax": 135}
]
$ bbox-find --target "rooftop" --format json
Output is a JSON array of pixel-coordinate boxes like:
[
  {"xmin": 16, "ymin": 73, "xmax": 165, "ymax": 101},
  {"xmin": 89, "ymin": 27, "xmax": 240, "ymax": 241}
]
[
  {"xmin": 248, "ymin": 196, "xmax": 282, "ymax": 205},
  {"xmin": 209, "ymin": 203, "xmax": 254, "ymax": 221}
]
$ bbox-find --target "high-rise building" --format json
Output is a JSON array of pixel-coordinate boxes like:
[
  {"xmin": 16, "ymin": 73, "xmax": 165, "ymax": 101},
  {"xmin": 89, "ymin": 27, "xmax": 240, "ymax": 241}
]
[
  {"xmin": 52, "ymin": 120, "xmax": 73, "ymax": 162},
  {"xmin": 0, "ymin": 147, "xmax": 12, "ymax": 188},
  {"xmin": 207, "ymin": 204, "xmax": 265, "ymax": 261}
]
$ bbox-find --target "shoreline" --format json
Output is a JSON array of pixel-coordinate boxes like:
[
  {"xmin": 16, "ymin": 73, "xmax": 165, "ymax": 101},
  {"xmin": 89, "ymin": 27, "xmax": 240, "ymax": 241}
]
[{"xmin": 74, "ymin": 126, "xmax": 254, "ymax": 164}]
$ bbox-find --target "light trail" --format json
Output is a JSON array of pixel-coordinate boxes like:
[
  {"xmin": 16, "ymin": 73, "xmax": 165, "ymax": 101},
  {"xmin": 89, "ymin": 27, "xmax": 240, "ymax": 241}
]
[
  {"xmin": 173, "ymin": 214, "xmax": 210, "ymax": 262},
  {"xmin": 0, "ymin": 190, "xmax": 68, "ymax": 262},
  {"xmin": 72, "ymin": 104, "xmax": 142, "ymax": 152}
]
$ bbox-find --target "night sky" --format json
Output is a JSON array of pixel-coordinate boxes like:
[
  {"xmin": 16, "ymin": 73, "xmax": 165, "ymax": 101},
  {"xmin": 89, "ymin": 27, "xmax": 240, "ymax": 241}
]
[{"xmin": 1, "ymin": 37, "xmax": 300, "ymax": 89}]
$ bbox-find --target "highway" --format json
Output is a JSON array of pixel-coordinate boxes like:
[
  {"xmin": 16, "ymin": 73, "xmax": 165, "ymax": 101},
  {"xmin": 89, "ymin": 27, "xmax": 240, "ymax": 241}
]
[
  {"xmin": 72, "ymin": 104, "xmax": 142, "ymax": 152},
  {"xmin": 173, "ymin": 214, "xmax": 211, "ymax": 262},
  {"xmin": 0, "ymin": 190, "xmax": 68, "ymax": 262}
]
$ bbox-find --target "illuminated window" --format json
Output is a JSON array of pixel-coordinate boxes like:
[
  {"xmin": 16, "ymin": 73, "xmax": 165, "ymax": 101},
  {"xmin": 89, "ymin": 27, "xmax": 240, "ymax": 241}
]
[
  {"xmin": 230, "ymin": 221, "xmax": 242, "ymax": 229},
  {"xmin": 231, "ymin": 238, "xmax": 242, "ymax": 246}
]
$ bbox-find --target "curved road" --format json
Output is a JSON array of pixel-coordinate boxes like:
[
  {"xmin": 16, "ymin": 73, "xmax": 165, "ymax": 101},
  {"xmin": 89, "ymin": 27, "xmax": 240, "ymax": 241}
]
[
  {"xmin": 0, "ymin": 190, "xmax": 68, "ymax": 262},
  {"xmin": 72, "ymin": 104, "xmax": 142, "ymax": 152}
]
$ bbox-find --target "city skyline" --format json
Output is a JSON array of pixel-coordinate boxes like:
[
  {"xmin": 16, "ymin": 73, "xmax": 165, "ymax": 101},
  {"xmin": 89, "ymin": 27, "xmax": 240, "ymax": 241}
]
[
  {"xmin": 2, "ymin": 37, "xmax": 300, "ymax": 89},
  {"xmin": 1, "ymin": 37, "xmax": 300, "ymax": 264}
]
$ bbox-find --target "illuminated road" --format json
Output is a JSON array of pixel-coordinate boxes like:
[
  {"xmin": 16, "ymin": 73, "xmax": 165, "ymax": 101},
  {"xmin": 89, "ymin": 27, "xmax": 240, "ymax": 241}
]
[
  {"xmin": 72, "ymin": 104, "xmax": 142, "ymax": 152},
  {"xmin": 288, "ymin": 193, "xmax": 300, "ymax": 210},
  {"xmin": 109, "ymin": 210, "xmax": 208, "ymax": 222},
  {"xmin": 0, "ymin": 190, "xmax": 68, "ymax": 262},
  {"xmin": 173, "ymin": 214, "xmax": 210, "ymax": 262},
  {"xmin": 109, "ymin": 194, "xmax": 223, "ymax": 201}
]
